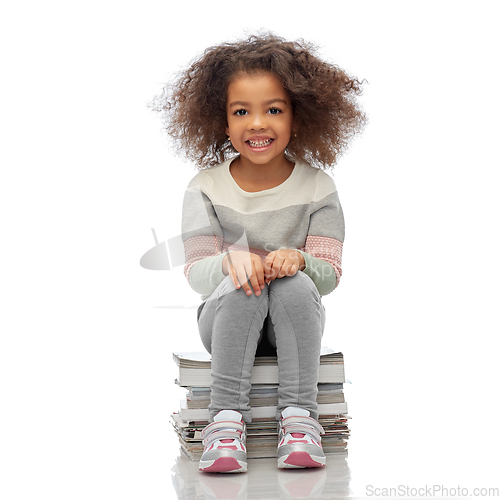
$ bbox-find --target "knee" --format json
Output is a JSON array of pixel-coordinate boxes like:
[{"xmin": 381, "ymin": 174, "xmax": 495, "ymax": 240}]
[
  {"xmin": 208, "ymin": 276, "xmax": 263, "ymax": 304},
  {"xmin": 268, "ymin": 271, "xmax": 317, "ymax": 294},
  {"xmin": 203, "ymin": 276, "xmax": 270, "ymax": 321},
  {"xmin": 268, "ymin": 272, "xmax": 321, "ymax": 305}
]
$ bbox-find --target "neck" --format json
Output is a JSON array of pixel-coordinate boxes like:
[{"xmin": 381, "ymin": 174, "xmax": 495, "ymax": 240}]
[{"xmin": 232, "ymin": 155, "xmax": 294, "ymax": 181}]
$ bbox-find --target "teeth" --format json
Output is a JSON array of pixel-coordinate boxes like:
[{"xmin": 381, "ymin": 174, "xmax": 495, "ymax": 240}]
[{"xmin": 248, "ymin": 139, "xmax": 273, "ymax": 148}]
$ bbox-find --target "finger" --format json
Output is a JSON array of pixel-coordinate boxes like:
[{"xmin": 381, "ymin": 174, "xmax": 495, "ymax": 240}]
[
  {"xmin": 285, "ymin": 263, "xmax": 298, "ymax": 277},
  {"xmin": 277, "ymin": 261, "xmax": 288, "ymax": 278},
  {"xmin": 229, "ymin": 265, "xmax": 240, "ymax": 289},
  {"xmin": 224, "ymin": 252, "xmax": 233, "ymax": 275},
  {"xmin": 242, "ymin": 282, "xmax": 253, "ymax": 296},
  {"xmin": 243, "ymin": 261, "xmax": 262, "ymax": 296},
  {"xmin": 253, "ymin": 258, "xmax": 266, "ymax": 290},
  {"xmin": 231, "ymin": 263, "xmax": 244, "ymax": 288},
  {"xmin": 281, "ymin": 259, "xmax": 298, "ymax": 278},
  {"xmin": 264, "ymin": 262, "xmax": 275, "ymax": 284},
  {"xmin": 267, "ymin": 266, "xmax": 279, "ymax": 283},
  {"xmin": 263, "ymin": 252, "xmax": 275, "ymax": 280},
  {"xmin": 236, "ymin": 267, "xmax": 252, "ymax": 295},
  {"xmin": 269, "ymin": 255, "xmax": 285, "ymax": 281},
  {"xmin": 247, "ymin": 269, "xmax": 261, "ymax": 296}
]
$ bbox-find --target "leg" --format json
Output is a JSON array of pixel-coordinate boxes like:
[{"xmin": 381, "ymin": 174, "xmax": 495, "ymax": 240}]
[
  {"xmin": 198, "ymin": 276, "xmax": 269, "ymax": 423},
  {"xmin": 267, "ymin": 272, "xmax": 325, "ymax": 421}
]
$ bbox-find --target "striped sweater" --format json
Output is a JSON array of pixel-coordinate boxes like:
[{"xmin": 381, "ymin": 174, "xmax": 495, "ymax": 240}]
[{"xmin": 181, "ymin": 158, "xmax": 345, "ymax": 299}]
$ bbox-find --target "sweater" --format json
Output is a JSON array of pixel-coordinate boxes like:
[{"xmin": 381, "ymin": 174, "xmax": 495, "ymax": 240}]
[{"xmin": 181, "ymin": 158, "xmax": 345, "ymax": 299}]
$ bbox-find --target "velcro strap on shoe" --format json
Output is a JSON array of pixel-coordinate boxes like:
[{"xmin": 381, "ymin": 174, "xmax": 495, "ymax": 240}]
[
  {"xmin": 282, "ymin": 416, "xmax": 325, "ymax": 437},
  {"xmin": 202, "ymin": 429, "xmax": 243, "ymax": 447},
  {"xmin": 282, "ymin": 423, "xmax": 322, "ymax": 443},
  {"xmin": 200, "ymin": 420, "xmax": 245, "ymax": 440}
]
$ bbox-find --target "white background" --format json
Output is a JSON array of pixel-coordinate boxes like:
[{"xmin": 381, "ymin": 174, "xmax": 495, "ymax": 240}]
[{"xmin": 1, "ymin": 1, "xmax": 499, "ymax": 498}]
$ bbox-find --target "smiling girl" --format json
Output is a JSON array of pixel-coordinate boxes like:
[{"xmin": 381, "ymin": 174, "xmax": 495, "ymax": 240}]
[{"xmin": 151, "ymin": 33, "xmax": 366, "ymax": 473}]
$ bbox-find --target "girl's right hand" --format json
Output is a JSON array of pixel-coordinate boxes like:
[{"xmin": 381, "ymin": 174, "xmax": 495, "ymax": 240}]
[{"xmin": 222, "ymin": 251, "xmax": 266, "ymax": 296}]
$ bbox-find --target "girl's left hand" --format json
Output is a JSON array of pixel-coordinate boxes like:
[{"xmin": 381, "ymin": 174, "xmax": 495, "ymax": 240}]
[{"xmin": 263, "ymin": 249, "xmax": 305, "ymax": 284}]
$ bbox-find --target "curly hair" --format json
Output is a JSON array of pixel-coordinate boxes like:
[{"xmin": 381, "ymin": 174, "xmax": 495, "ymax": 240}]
[{"xmin": 150, "ymin": 32, "xmax": 367, "ymax": 170}]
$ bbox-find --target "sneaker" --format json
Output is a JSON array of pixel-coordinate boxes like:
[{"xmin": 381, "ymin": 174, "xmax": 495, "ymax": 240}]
[
  {"xmin": 277, "ymin": 407, "xmax": 326, "ymax": 469},
  {"xmin": 199, "ymin": 410, "xmax": 247, "ymax": 473}
]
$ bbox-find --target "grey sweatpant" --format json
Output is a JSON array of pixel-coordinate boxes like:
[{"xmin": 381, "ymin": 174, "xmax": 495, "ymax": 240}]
[{"xmin": 197, "ymin": 271, "xmax": 325, "ymax": 423}]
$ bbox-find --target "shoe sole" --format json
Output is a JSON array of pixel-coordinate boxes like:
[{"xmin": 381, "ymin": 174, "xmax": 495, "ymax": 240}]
[
  {"xmin": 199, "ymin": 457, "xmax": 247, "ymax": 473},
  {"xmin": 278, "ymin": 451, "xmax": 326, "ymax": 469}
]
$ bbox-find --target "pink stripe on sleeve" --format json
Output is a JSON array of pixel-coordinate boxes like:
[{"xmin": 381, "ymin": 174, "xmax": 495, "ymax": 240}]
[
  {"xmin": 304, "ymin": 236, "xmax": 343, "ymax": 287},
  {"xmin": 184, "ymin": 235, "xmax": 224, "ymax": 279}
]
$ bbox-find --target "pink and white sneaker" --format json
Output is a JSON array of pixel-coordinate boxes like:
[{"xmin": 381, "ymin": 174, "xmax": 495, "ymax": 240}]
[
  {"xmin": 199, "ymin": 410, "xmax": 247, "ymax": 473},
  {"xmin": 277, "ymin": 407, "xmax": 326, "ymax": 469}
]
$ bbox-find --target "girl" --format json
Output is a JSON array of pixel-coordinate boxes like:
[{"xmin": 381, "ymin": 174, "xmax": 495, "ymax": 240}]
[{"xmin": 151, "ymin": 33, "xmax": 366, "ymax": 473}]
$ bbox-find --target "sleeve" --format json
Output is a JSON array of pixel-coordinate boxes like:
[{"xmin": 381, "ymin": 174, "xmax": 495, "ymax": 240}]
[
  {"xmin": 181, "ymin": 181, "xmax": 227, "ymax": 298},
  {"xmin": 299, "ymin": 177, "xmax": 345, "ymax": 296}
]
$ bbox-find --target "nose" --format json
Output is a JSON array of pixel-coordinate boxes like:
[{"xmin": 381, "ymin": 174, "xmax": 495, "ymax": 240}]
[{"xmin": 249, "ymin": 112, "xmax": 266, "ymax": 130}]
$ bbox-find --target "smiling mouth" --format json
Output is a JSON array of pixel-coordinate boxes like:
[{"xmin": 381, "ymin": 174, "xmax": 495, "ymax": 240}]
[{"xmin": 246, "ymin": 138, "xmax": 274, "ymax": 148}]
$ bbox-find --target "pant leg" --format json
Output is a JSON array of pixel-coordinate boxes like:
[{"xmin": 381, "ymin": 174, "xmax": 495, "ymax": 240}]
[
  {"xmin": 198, "ymin": 276, "xmax": 269, "ymax": 423},
  {"xmin": 267, "ymin": 271, "xmax": 325, "ymax": 421}
]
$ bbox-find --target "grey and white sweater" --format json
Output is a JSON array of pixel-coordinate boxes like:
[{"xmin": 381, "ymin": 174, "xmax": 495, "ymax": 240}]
[{"xmin": 181, "ymin": 158, "xmax": 345, "ymax": 299}]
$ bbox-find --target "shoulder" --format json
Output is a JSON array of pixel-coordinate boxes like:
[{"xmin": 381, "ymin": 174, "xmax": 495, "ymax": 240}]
[
  {"xmin": 186, "ymin": 159, "xmax": 233, "ymax": 195},
  {"xmin": 293, "ymin": 162, "xmax": 338, "ymax": 201}
]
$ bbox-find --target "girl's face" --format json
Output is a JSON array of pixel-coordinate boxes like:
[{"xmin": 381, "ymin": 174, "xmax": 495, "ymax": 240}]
[{"xmin": 226, "ymin": 72, "xmax": 293, "ymax": 169}]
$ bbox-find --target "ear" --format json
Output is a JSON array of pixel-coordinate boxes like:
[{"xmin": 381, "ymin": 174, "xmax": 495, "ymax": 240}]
[{"xmin": 225, "ymin": 126, "xmax": 229, "ymax": 136}]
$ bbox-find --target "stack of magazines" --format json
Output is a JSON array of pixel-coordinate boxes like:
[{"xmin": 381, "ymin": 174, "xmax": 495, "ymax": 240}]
[{"xmin": 170, "ymin": 347, "xmax": 350, "ymax": 460}]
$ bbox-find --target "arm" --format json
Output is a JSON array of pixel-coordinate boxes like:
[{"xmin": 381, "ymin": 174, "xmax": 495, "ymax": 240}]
[
  {"xmin": 181, "ymin": 183, "xmax": 226, "ymax": 297},
  {"xmin": 299, "ymin": 181, "xmax": 345, "ymax": 296},
  {"xmin": 298, "ymin": 244, "xmax": 341, "ymax": 296}
]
